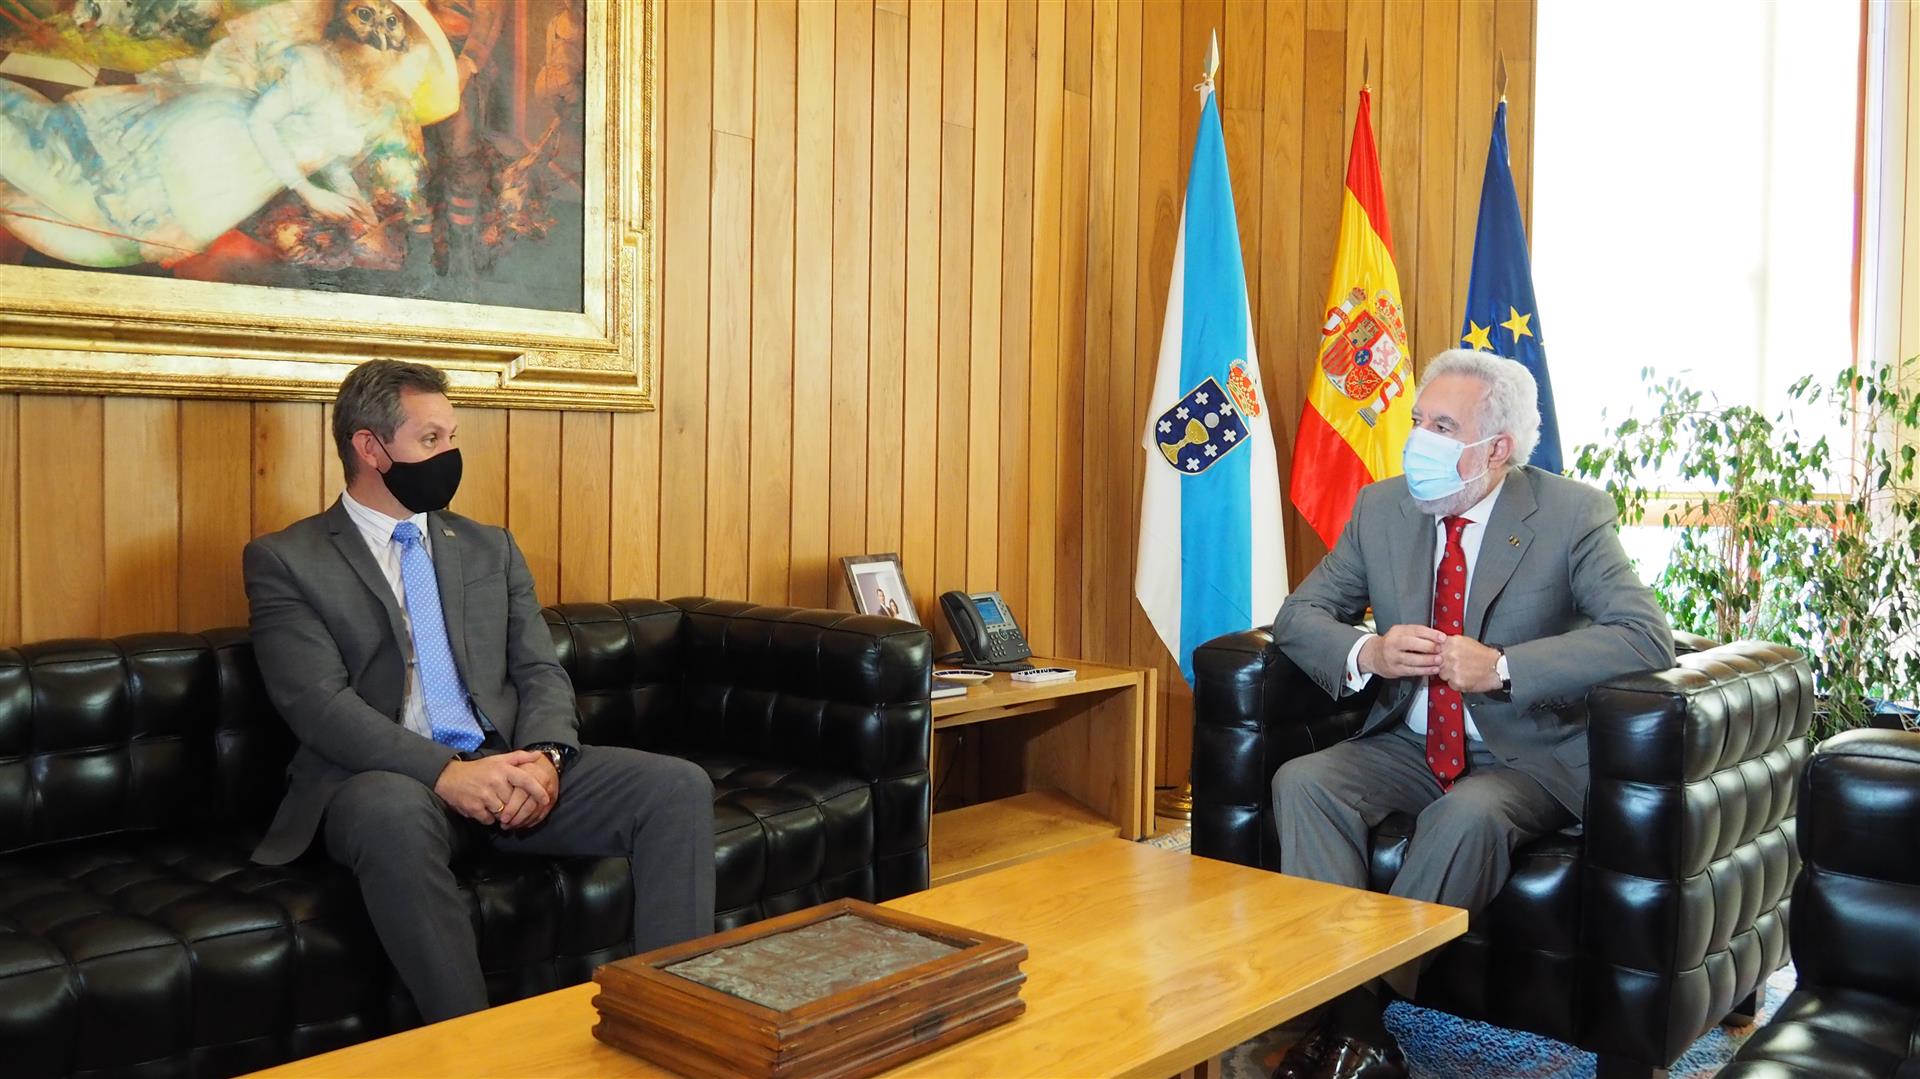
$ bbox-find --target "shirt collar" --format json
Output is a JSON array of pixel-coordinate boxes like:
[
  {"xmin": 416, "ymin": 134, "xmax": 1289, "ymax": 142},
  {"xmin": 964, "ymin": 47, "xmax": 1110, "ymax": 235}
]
[{"xmin": 340, "ymin": 488, "xmax": 428, "ymax": 543}]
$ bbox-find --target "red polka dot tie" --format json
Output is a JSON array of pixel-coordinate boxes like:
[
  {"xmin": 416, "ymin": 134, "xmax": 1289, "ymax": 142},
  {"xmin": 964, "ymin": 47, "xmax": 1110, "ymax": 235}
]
[{"xmin": 1428, "ymin": 515, "xmax": 1471, "ymax": 790}]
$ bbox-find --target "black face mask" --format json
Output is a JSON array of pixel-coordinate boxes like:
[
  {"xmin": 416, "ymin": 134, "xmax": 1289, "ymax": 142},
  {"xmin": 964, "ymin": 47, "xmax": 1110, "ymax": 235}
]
[{"xmin": 372, "ymin": 439, "xmax": 462, "ymax": 513}]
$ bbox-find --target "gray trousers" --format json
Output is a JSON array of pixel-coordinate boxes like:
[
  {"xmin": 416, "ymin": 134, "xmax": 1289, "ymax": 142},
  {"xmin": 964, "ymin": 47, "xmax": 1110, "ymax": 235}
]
[
  {"xmin": 1271, "ymin": 723, "xmax": 1573, "ymax": 998},
  {"xmin": 323, "ymin": 745, "xmax": 716, "ymax": 1022}
]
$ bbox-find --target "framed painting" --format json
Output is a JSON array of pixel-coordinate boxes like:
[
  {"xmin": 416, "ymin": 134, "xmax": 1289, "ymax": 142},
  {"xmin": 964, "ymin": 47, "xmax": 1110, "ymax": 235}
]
[{"xmin": 0, "ymin": 0, "xmax": 656, "ymax": 410}]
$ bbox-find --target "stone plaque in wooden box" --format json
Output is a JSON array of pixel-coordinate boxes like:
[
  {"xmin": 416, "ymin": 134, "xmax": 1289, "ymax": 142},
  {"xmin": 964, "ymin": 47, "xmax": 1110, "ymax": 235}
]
[{"xmin": 591, "ymin": 898, "xmax": 1027, "ymax": 1079}]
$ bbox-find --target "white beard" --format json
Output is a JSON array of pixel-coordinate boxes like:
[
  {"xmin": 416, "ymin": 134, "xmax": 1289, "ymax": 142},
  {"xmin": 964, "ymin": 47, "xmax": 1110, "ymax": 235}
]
[{"xmin": 1412, "ymin": 468, "xmax": 1502, "ymax": 519}]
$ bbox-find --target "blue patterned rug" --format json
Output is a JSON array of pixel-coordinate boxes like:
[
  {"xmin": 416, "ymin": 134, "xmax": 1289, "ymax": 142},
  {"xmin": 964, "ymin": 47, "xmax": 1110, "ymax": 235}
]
[{"xmin": 1143, "ymin": 826, "xmax": 1791, "ymax": 1078}]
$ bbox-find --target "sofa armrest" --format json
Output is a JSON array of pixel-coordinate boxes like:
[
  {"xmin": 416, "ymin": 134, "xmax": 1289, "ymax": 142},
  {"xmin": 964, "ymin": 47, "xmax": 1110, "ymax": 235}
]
[
  {"xmin": 1791, "ymin": 727, "xmax": 1920, "ymax": 1002},
  {"xmin": 1577, "ymin": 640, "xmax": 1813, "ymax": 1065},
  {"xmin": 670, "ymin": 598, "xmax": 933, "ymax": 899},
  {"xmin": 1191, "ymin": 628, "xmax": 1374, "ymax": 869}
]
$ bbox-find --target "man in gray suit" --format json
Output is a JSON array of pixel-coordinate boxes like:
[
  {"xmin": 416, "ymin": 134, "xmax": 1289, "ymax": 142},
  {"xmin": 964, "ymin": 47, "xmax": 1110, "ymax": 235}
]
[
  {"xmin": 1270, "ymin": 351, "xmax": 1674, "ymax": 1079},
  {"xmin": 245, "ymin": 359, "xmax": 714, "ymax": 1023}
]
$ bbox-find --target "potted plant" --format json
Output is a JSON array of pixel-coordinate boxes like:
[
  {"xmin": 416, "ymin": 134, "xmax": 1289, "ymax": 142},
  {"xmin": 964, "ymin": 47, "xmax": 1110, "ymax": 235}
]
[{"xmin": 1571, "ymin": 358, "xmax": 1920, "ymax": 738}]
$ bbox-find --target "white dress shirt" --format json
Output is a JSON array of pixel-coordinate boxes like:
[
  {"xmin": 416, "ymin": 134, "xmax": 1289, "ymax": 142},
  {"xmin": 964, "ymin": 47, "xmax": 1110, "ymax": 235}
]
[
  {"xmin": 340, "ymin": 489, "xmax": 437, "ymax": 740},
  {"xmin": 1343, "ymin": 478, "xmax": 1510, "ymax": 741}
]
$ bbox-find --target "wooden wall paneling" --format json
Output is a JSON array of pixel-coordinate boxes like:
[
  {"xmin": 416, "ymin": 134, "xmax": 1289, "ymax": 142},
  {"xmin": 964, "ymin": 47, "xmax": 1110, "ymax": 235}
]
[
  {"xmin": 829, "ymin": 1, "xmax": 874, "ymax": 582},
  {"xmin": 1109, "ymin": 0, "xmax": 1142, "ymax": 675},
  {"xmin": 1414, "ymin": 0, "xmax": 1461, "ymax": 367},
  {"xmin": 867, "ymin": 4, "xmax": 909, "ymax": 563},
  {"xmin": 20, "ymin": 397, "xmax": 103, "ymax": 640},
  {"xmin": 178, "ymin": 401, "xmax": 251, "ymax": 631},
  {"xmin": 505, "ymin": 410, "xmax": 562, "ymax": 606},
  {"xmin": 558, "ymin": 412, "xmax": 612, "ymax": 603},
  {"xmin": 610, "ymin": 0, "xmax": 668, "ymax": 606},
  {"xmin": 609, "ymin": 410, "xmax": 659, "ymax": 601},
  {"xmin": 1054, "ymin": 0, "xmax": 1090, "ymax": 661},
  {"xmin": 1259, "ymin": 0, "xmax": 1306, "ymax": 594},
  {"xmin": 101, "ymin": 399, "xmax": 178, "ymax": 637},
  {"xmin": 1081, "ymin": 0, "xmax": 1116, "ymax": 664},
  {"xmin": 1293, "ymin": 14, "xmax": 1346, "ymax": 581},
  {"xmin": 1452, "ymin": 0, "xmax": 1497, "ymax": 357},
  {"xmin": 452, "ymin": 407, "xmax": 507, "ymax": 539},
  {"xmin": 1495, "ymin": 0, "xmax": 1535, "ymax": 223},
  {"xmin": 1343, "ymin": 1, "xmax": 1383, "ymax": 176},
  {"xmin": 1134, "ymin": 0, "xmax": 1182, "ymax": 784},
  {"xmin": 997, "ymin": 0, "xmax": 1038, "ymax": 628},
  {"xmin": 1222, "ymin": 2, "xmax": 1263, "ymax": 306},
  {"xmin": 1179, "ymin": 0, "xmax": 1222, "ymax": 192},
  {"xmin": 251, "ymin": 403, "xmax": 322, "ymax": 538},
  {"xmin": 1026, "ymin": 0, "xmax": 1065, "ymax": 656},
  {"xmin": 0, "ymin": 398, "xmax": 16, "ymax": 645},
  {"xmin": 790, "ymin": 0, "xmax": 834, "ymax": 608},
  {"xmin": 712, "ymin": 0, "xmax": 755, "ymax": 139},
  {"xmin": 659, "ymin": 0, "xmax": 713, "ymax": 599},
  {"xmin": 749, "ymin": 0, "xmax": 798, "ymax": 606},
  {"xmin": 966, "ymin": 0, "xmax": 1006, "ymax": 591},
  {"xmin": 704, "ymin": 0, "xmax": 755, "ymax": 602},
  {"xmin": 706, "ymin": 129, "xmax": 754, "ymax": 600},
  {"xmin": 318, "ymin": 403, "xmax": 344, "ymax": 503},
  {"xmin": 1381, "ymin": 0, "xmax": 1423, "ymax": 326},
  {"xmin": 901, "ymin": 0, "xmax": 942, "ymax": 616},
  {"xmin": 935, "ymin": 0, "xmax": 975, "ymax": 629}
]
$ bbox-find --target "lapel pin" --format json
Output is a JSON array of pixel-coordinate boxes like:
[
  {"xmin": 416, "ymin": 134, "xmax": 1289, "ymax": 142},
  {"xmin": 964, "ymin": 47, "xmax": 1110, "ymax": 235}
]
[
  {"xmin": 1508, "ymin": 535, "xmax": 1520, "ymax": 546},
  {"xmin": 442, "ymin": 528, "xmax": 455, "ymax": 538}
]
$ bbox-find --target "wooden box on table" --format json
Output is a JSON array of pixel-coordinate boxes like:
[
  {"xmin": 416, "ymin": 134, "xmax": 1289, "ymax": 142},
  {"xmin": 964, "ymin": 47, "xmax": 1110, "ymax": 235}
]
[{"xmin": 591, "ymin": 898, "xmax": 1028, "ymax": 1079}]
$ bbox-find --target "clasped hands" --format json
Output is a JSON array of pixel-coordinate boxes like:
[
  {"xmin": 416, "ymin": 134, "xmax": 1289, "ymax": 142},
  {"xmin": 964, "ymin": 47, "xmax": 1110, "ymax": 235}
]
[
  {"xmin": 433, "ymin": 751, "xmax": 560, "ymax": 831},
  {"xmin": 1359, "ymin": 624, "xmax": 1502, "ymax": 694}
]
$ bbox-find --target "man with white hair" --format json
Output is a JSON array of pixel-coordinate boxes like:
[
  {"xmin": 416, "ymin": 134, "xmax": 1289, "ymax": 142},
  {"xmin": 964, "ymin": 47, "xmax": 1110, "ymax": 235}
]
[{"xmin": 1269, "ymin": 351, "xmax": 1674, "ymax": 1079}]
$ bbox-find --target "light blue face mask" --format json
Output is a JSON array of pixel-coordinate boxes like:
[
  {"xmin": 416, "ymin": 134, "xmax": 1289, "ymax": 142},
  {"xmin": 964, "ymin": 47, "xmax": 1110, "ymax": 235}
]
[{"xmin": 1402, "ymin": 427, "xmax": 1496, "ymax": 501}]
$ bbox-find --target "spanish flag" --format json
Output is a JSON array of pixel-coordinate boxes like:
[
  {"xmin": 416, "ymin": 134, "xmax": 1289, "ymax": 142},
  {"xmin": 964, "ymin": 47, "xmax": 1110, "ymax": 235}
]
[{"xmin": 1290, "ymin": 89, "xmax": 1415, "ymax": 548}]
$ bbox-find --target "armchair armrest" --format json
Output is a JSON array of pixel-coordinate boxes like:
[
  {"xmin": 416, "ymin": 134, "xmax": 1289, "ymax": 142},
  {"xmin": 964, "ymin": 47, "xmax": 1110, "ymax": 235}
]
[
  {"xmin": 1578, "ymin": 640, "xmax": 1813, "ymax": 1065},
  {"xmin": 1791, "ymin": 727, "xmax": 1920, "ymax": 1002},
  {"xmin": 1191, "ymin": 628, "xmax": 1375, "ymax": 869}
]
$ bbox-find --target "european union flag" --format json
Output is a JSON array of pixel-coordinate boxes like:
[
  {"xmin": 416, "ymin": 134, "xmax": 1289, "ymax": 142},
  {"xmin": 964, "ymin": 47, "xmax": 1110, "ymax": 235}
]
[{"xmin": 1460, "ymin": 101, "xmax": 1562, "ymax": 473}]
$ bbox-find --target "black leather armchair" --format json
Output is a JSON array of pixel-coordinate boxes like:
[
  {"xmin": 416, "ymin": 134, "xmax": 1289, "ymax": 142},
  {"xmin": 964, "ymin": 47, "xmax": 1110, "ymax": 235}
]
[
  {"xmin": 1192, "ymin": 629, "xmax": 1811, "ymax": 1078},
  {"xmin": 0, "ymin": 597, "xmax": 931, "ymax": 1079},
  {"xmin": 1723, "ymin": 727, "xmax": 1920, "ymax": 1077}
]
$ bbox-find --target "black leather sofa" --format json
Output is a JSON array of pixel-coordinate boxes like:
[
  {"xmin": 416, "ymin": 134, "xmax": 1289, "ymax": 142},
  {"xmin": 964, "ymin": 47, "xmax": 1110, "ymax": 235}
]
[
  {"xmin": 1192, "ymin": 629, "xmax": 1811, "ymax": 1078},
  {"xmin": 1722, "ymin": 727, "xmax": 1920, "ymax": 1077},
  {"xmin": 0, "ymin": 597, "xmax": 932, "ymax": 1079}
]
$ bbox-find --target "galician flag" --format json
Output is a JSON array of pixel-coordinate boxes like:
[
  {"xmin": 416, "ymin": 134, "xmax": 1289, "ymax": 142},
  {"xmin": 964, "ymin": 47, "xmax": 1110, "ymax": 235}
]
[
  {"xmin": 1135, "ymin": 41, "xmax": 1287, "ymax": 685},
  {"xmin": 1460, "ymin": 99, "xmax": 1562, "ymax": 472},
  {"xmin": 1289, "ymin": 88, "xmax": 1415, "ymax": 548}
]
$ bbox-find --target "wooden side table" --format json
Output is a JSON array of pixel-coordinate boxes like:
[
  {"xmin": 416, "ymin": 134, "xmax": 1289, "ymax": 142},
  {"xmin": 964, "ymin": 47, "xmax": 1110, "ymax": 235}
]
[{"xmin": 928, "ymin": 659, "xmax": 1156, "ymax": 885}]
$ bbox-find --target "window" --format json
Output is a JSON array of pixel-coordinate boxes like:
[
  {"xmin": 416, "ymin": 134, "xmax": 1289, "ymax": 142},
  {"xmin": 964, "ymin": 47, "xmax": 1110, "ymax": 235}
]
[
  {"xmin": 1531, "ymin": 1, "xmax": 1864, "ymax": 577},
  {"xmin": 1532, "ymin": 0, "xmax": 1862, "ymax": 481}
]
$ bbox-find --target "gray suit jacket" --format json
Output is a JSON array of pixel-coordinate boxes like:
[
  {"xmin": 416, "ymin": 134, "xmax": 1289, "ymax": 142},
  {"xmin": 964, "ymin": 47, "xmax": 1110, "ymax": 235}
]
[
  {"xmin": 1272, "ymin": 466, "xmax": 1675, "ymax": 817},
  {"xmin": 244, "ymin": 498, "xmax": 578, "ymax": 865}
]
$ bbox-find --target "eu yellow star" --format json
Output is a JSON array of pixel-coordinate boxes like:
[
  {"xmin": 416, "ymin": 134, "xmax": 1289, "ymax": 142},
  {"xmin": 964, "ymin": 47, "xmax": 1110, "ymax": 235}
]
[
  {"xmin": 1462, "ymin": 320, "xmax": 1493, "ymax": 351},
  {"xmin": 1501, "ymin": 306, "xmax": 1534, "ymax": 342}
]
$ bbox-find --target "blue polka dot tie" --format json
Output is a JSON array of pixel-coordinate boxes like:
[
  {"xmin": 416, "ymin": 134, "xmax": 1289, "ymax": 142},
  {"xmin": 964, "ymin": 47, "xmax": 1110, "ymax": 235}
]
[
  {"xmin": 391, "ymin": 521, "xmax": 483, "ymax": 752},
  {"xmin": 1427, "ymin": 515, "xmax": 1471, "ymax": 790}
]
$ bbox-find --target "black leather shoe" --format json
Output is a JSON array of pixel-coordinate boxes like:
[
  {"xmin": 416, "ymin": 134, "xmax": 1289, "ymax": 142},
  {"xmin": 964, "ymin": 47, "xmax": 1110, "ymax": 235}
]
[
  {"xmin": 1308, "ymin": 1031, "xmax": 1407, "ymax": 1079},
  {"xmin": 1271, "ymin": 1022, "xmax": 1332, "ymax": 1079}
]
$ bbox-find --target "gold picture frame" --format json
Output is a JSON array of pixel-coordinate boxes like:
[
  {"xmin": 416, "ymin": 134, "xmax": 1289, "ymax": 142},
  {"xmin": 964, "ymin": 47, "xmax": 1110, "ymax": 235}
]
[{"xmin": 0, "ymin": 0, "xmax": 657, "ymax": 412}]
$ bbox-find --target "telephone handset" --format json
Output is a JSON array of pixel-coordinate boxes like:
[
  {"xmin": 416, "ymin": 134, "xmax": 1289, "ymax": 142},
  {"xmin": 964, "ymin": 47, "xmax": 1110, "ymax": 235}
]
[{"xmin": 938, "ymin": 590, "xmax": 1035, "ymax": 671}]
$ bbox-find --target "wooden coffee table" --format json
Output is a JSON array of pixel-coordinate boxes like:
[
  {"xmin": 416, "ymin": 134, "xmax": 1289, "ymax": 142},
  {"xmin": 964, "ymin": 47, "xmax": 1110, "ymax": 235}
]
[{"xmin": 246, "ymin": 840, "xmax": 1465, "ymax": 1079}]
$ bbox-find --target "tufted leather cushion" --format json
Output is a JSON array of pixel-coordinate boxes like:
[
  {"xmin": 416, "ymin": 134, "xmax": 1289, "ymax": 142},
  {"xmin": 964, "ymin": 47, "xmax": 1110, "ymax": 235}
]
[
  {"xmin": 1722, "ymin": 728, "xmax": 1920, "ymax": 1077},
  {"xmin": 0, "ymin": 597, "xmax": 931, "ymax": 1079},
  {"xmin": 1191, "ymin": 630, "xmax": 1813, "ymax": 1074}
]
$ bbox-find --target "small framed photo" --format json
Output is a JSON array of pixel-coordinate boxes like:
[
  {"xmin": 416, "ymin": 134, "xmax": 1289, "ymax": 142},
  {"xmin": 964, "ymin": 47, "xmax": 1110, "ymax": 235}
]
[{"xmin": 841, "ymin": 554, "xmax": 919, "ymax": 624}]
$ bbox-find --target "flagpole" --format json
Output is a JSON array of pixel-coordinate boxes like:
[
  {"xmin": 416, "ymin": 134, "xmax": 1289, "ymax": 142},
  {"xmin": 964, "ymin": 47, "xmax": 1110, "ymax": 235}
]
[{"xmin": 1153, "ymin": 27, "xmax": 1222, "ymax": 830}]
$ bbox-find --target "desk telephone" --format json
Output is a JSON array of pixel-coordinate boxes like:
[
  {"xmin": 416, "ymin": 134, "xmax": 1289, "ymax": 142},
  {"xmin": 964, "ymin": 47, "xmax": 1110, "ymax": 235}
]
[{"xmin": 938, "ymin": 590, "xmax": 1034, "ymax": 671}]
